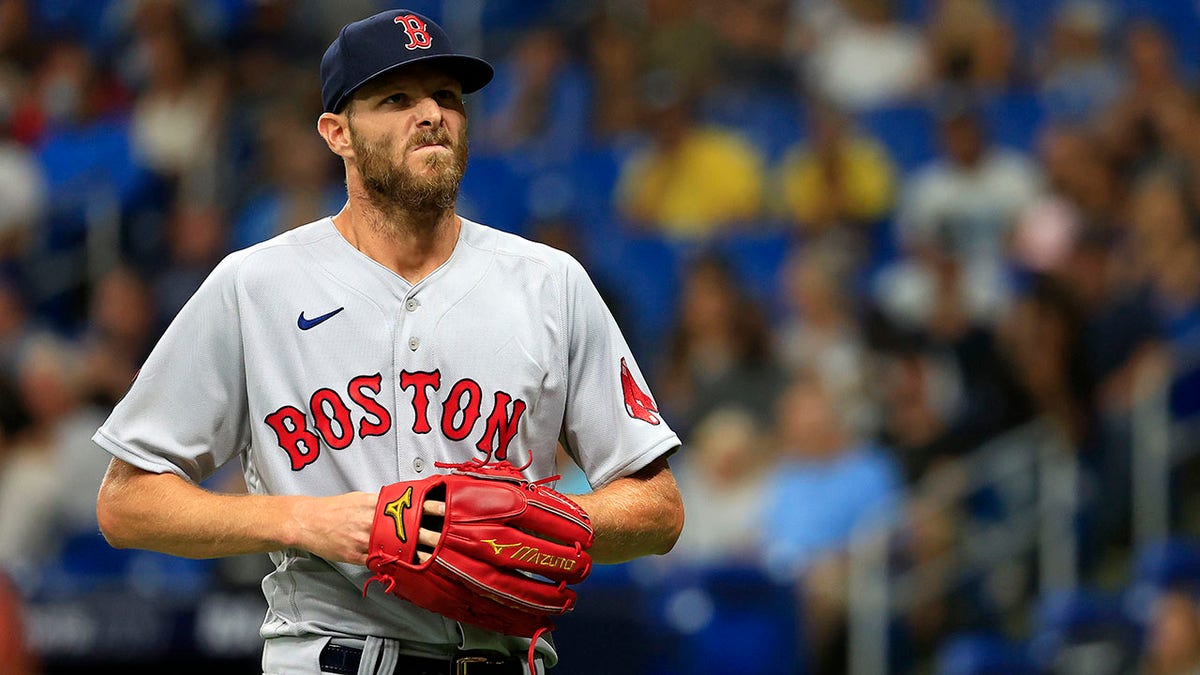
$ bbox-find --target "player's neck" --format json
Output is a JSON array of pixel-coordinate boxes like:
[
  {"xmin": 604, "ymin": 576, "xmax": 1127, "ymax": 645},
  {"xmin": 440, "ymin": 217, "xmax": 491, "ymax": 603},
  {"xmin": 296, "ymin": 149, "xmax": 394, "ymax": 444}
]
[{"xmin": 333, "ymin": 201, "xmax": 461, "ymax": 284}]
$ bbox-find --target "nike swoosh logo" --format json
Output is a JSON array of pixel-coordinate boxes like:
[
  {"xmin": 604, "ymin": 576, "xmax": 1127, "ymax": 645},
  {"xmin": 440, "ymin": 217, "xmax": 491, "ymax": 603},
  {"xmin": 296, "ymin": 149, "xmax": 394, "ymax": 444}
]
[{"xmin": 297, "ymin": 307, "xmax": 345, "ymax": 330}]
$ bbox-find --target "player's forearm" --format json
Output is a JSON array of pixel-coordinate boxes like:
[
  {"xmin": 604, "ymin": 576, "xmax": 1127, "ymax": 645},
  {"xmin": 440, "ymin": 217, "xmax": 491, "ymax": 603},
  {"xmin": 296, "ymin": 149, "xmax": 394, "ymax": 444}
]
[
  {"xmin": 568, "ymin": 456, "xmax": 684, "ymax": 564},
  {"xmin": 97, "ymin": 459, "xmax": 307, "ymax": 558}
]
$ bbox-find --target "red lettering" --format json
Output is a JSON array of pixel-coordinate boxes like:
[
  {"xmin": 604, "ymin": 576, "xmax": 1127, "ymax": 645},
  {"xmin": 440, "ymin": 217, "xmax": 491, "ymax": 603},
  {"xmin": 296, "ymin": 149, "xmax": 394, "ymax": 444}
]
[
  {"xmin": 349, "ymin": 373, "xmax": 391, "ymax": 438},
  {"xmin": 441, "ymin": 379, "xmax": 482, "ymax": 441},
  {"xmin": 310, "ymin": 388, "xmax": 353, "ymax": 450},
  {"xmin": 264, "ymin": 372, "xmax": 531, "ymax": 471},
  {"xmin": 476, "ymin": 391, "xmax": 527, "ymax": 461},
  {"xmin": 264, "ymin": 406, "xmax": 321, "ymax": 471},
  {"xmin": 400, "ymin": 370, "xmax": 441, "ymax": 434},
  {"xmin": 394, "ymin": 14, "xmax": 433, "ymax": 50}
]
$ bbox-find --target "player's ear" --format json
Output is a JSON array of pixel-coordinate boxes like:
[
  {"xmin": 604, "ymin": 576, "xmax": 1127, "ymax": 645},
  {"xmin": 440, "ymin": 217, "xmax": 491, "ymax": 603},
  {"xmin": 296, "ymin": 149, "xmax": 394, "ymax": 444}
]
[{"xmin": 317, "ymin": 111, "xmax": 355, "ymax": 160}]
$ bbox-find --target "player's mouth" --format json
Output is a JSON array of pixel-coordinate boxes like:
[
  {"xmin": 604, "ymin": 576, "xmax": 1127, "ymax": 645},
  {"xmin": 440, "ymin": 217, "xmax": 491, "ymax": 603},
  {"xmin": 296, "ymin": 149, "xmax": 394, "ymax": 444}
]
[{"xmin": 412, "ymin": 143, "xmax": 450, "ymax": 154}]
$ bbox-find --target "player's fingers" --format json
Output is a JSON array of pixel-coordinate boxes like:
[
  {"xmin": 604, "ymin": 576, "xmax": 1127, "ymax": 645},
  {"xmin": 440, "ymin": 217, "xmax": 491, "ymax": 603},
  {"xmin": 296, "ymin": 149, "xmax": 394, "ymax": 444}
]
[
  {"xmin": 417, "ymin": 551, "xmax": 431, "ymax": 564},
  {"xmin": 423, "ymin": 500, "xmax": 446, "ymax": 516},
  {"xmin": 418, "ymin": 527, "xmax": 441, "ymax": 548}
]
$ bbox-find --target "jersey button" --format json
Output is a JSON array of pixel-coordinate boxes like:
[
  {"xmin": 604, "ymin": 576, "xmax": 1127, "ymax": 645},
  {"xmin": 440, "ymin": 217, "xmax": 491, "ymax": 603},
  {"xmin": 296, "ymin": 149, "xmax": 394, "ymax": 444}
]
[
  {"xmin": 408, "ymin": 337, "xmax": 420, "ymax": 351},
  {"xmin": 406, "ymin": 298, "xmax": 419, "ymax": 312},
  {"xmin": 412, "ymin": 457, "xmax": 425, "ymax": 472}
]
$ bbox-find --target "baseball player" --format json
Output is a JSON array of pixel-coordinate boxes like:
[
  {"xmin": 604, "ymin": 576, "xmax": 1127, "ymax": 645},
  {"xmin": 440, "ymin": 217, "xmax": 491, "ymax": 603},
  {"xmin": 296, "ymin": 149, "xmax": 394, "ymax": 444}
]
[{"xmin": 93, "ymin": 9, "xmax": 684, "ymax": 675}]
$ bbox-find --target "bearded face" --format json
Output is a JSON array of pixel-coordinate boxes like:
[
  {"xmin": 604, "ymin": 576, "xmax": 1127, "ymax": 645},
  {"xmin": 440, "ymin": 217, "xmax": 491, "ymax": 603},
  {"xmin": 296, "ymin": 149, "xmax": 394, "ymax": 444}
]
[{"xmin": 349, "ymin": 120, "xmax": 469, "ymax": 215}]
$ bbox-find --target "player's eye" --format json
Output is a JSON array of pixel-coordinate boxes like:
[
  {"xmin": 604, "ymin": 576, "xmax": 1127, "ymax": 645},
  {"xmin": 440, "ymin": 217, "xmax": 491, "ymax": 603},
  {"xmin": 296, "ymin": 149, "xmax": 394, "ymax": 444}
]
[
  {"xmin": 382, "ymin": 92, "xmax": 411, "ymax": 106},
  {"xmin": 434, "ymin": 90, "xmax": 462, "ymax": 105}
]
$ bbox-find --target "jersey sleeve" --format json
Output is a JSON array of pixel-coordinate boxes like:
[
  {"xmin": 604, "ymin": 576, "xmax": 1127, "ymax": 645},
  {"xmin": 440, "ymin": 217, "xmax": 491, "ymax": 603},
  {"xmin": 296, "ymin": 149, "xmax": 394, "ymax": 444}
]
[
  {"xmin": 559, "ymin": 256, "xmax": 680, "ymax": 488},
  {"xmin": 92, "ymin": 254, "xmax": 250, "ymax": 483}
]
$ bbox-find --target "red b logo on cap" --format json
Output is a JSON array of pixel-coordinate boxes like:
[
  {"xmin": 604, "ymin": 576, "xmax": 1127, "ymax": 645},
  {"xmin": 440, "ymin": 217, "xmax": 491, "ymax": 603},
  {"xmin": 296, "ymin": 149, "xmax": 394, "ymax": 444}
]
[{"xmin": 394, "ymin": 14, "xmax": 433, "ymax": 50}]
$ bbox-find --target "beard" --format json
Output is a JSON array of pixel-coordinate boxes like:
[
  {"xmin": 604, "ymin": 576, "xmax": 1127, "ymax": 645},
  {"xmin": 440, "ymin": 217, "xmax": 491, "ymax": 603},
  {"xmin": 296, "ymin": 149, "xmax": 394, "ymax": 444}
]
[{"xmin": 350, "ymin": 123, "xmax": 468, "ymax": 217}]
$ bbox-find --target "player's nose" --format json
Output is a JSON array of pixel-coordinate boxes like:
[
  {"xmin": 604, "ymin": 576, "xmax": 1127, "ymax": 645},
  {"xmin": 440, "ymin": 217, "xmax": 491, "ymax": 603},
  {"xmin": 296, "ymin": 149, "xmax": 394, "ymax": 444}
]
[{"xmin": 413, "ymin": 96, "xmax": 442, "ymax": 128}]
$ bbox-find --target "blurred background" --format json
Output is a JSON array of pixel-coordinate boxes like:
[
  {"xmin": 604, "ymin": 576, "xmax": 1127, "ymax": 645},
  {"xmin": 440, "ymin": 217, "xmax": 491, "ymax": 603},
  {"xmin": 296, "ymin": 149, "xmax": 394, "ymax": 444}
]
[{"xmin": 1, "ymin": 0, "xmax": 1200, "ymax": 673}]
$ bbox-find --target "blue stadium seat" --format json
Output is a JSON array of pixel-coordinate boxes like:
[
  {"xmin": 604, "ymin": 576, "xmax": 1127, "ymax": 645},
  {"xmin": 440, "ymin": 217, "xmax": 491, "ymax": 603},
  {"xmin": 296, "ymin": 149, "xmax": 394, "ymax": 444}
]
[
  {"xmin": 457, "ymin": 155, "xmax": 529, "ymax": 236},
  {"xmin": 1170, "ymin": 370, "xmax": 1200, "ymax": 420},
  {"xmin": 936, "ymin": 632, "xmax": 1037, "ymax": 675},
  {"xmin": 125, "ymin": 551, "xmax": 215, "ymax": 599},
  {"xmin": 42, "ymin": 533, "xmax": 211, "ymax": 600},
  {"xmin": 30, "ymin": 0, "xmax": 115, "ymax": 45},
  {"xmin": 1030, "ymin": 588, "xmax": 1141, "ymax": 675},
  {"xmin": 1127, "ymin": 539, "xmax": 1200, "ymax": 621},
  {"xmin": 699, "ymin": 86, "xmax": 803, "ymax": 163},
  {"xmin": 856, "ymin": 104, "xmax": 937, "ymax": 172},
  {"xmin": 477, "ymin": 0, "xmax": 571, "ymax": 30},
  {"xmin": 712, "ymin": 230, "xmax": 794, "ymax": 318},
  {"xmin": 1117, "ymin": 0, "xmax": 1200, "ymax": 75},
  {"xmin": 566, "ymin": 145, "xmax": 624, "ymax": 231},
  {"xmin": 643, "ymin": 564, "xmax": 805, "ymax": 675},
  {"xmin": 38, "ymin": 531, "xmax": 139, "ymax": 597},
  {"xmin": 554, "ymin": 562, "xmax": 655, "ymax": 675},
  {"xmin": 895, "ymin": 0, "xmax": 931, "ymax": 23},
  {"xmin": 1001, "ymin": 0, "xmax": 1058, "ymax": 51},
  {"xmin": 590, "ymin": 232, "xmax": 683, "ymax": 360},
  {"xmin": 37, "ymin": 117, "xmax": 156, "ymax": 244},
  {"xmin": 981, "ymin": 91, "xmax": 1044, "ymax": 153}
]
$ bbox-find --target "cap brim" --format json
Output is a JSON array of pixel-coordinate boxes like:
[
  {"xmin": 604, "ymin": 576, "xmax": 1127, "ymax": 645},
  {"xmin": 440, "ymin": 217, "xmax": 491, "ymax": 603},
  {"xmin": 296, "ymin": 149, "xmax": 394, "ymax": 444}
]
[{"xmin": 329, "ymin": 54, "xmax": 494, "ymax": 112}]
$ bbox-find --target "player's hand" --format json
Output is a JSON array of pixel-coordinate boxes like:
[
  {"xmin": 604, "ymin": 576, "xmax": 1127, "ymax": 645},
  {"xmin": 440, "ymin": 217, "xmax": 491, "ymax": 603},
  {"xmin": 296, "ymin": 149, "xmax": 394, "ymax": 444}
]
[
  {"xmin": 289, "ymin": 491, "xmax": 379, "ymax": 565},
  {"xmin": 416, "ymin": 500, "xmax": 445, "ymax": 564}
]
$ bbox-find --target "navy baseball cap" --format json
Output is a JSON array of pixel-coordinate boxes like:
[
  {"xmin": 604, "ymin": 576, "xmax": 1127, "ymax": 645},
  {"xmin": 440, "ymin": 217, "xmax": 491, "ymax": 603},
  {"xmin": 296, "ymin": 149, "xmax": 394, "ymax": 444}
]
[{"xmin": 320, "ymin": 10, "xmax": 494, "ymax": 113}]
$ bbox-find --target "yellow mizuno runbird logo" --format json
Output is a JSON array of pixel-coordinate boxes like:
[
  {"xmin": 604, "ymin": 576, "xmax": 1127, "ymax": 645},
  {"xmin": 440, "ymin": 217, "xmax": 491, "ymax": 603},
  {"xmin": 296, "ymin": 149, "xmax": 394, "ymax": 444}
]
[
  {"xmin": 384, "ymin": 487, "xmax": 414, "ymax": 542},
  {"xmin": 482, "ymin": 539, "xmax": 577, "ymax": 571},
  {"xmin": 484, "ymin": 539, "xmax": 523, "ymax": 555}
]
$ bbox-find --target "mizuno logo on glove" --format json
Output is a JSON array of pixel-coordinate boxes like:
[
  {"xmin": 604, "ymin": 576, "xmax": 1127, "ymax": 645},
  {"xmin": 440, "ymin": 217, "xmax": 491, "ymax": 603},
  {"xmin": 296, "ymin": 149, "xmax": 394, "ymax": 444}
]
[
  {"xmin": 484, "ymin": 539, "xmax": 522, "ymax": 555},
  {"xmin": 384, "ymin": 487, "xmax": 414, "ymax": 542},
  {"xmin": 482, "ymin": 538, "xmax": 577, "ymax": 571}
]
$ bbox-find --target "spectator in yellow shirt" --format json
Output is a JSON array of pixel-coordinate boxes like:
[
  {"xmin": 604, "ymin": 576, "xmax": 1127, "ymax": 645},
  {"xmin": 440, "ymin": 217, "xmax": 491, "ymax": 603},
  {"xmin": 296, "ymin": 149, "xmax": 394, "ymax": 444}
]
[
  {"xmin": 616, "ymin": 77, "xmax": 766, "ymax": 239},
  {"xmin": 778, "ymin": 103, "xmax": 896, "ymax": 243}
]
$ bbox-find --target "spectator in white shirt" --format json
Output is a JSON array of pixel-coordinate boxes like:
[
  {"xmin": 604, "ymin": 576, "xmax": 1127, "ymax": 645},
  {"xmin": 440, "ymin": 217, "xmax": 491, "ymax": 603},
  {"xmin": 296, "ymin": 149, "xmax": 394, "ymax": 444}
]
[
  {"xmin": 877, "ymin": 101, "xmax": 1041, "ymax": 330},
  {"xmin": 804, "ymin": 0, "xmax": 930, "ymax": 111}
]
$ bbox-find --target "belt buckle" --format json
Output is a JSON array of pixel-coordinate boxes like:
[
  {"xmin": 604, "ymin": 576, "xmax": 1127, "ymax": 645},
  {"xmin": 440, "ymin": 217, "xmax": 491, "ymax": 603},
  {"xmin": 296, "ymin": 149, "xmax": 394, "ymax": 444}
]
[{"xmin": 455, "ymin": 655, "xmax": 492, "ymax": 675}]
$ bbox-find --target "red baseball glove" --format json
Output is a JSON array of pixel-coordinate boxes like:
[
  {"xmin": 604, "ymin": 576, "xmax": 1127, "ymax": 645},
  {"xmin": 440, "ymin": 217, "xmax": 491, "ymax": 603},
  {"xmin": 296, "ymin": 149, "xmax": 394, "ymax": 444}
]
[{"xmin": 364, "ymin": 460, "xmax": 594, "ymax": 639}]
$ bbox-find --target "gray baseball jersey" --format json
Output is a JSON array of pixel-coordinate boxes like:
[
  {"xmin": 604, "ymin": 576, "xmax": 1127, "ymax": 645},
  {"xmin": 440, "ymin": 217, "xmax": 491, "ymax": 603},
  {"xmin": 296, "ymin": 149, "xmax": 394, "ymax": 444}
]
[{"xmin": 92, "ymin": 216, "xmax": 680, "ymax": 663}]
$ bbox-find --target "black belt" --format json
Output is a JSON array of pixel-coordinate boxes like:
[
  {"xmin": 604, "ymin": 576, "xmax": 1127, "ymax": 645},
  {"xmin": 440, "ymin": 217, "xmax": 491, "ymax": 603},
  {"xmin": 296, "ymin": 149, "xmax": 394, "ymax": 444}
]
[{"xmin": 319, "ymin": 642, "xmax": 524, "ymax": 675}]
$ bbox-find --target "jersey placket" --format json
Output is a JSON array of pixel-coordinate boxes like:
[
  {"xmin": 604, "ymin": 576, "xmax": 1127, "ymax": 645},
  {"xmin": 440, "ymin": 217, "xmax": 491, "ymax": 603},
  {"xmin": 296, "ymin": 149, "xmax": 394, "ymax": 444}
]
[{"xmin": 394, "ymin": 289, "xmax": 428, "ymax": 476}]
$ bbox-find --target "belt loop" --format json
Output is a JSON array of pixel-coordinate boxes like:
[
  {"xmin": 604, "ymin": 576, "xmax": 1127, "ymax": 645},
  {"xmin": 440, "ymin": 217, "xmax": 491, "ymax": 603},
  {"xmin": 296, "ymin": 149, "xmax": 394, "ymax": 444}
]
[{"xmin": 357, "ymin": 636, "xmax": 400, "ymax": 675}]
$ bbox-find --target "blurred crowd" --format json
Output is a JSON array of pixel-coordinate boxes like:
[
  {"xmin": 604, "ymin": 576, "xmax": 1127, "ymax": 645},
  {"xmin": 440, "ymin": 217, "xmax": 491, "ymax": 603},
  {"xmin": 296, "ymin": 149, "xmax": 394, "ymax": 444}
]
[{"xmin": 1, "ymin": 0, "xmax": 1200, "ymax": 673}]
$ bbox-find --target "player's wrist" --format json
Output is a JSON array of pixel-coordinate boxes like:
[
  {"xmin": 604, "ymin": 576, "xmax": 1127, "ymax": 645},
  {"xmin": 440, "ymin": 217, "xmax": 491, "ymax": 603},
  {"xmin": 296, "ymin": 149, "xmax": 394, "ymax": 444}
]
[{"xmin": 275, "ymin": 495, "xmax": 310, "ymax": 551}]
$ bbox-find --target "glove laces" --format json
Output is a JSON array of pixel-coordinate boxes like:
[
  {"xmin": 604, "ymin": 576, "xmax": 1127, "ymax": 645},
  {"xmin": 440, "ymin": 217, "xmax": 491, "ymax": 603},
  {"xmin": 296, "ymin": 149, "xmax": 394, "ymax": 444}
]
[
  {"xmin": 527, "ymin": 626, "xmax": 548, "ymax": 675},
  {"xmin": 434, "ymin": 457, "xmax": 563, "ymax": 487}
]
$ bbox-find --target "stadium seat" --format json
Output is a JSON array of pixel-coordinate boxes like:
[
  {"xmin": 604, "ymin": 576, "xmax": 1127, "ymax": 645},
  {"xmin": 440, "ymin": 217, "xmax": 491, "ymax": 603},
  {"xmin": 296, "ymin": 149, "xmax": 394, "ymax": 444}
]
[
  {"xmin": 936, "ymin": 632, "xmax": 1037, "ymax": 675},
  {"xmin": 713, "ymin": 229, "xmax": 794, "ymax": 318},
  {"xmin": 39, "ymin": 531, "xmax": 138, "ymax": 596},
  {"xmin": 567, "ymin": 145, "xmax": 624, "ymax": 231},
  {"xmin": 1117, "ymin": 0, "xmax": 1200, "ymax": 73},
  {"xmin": 699, "ymin": 86, "xmax": 803, "ymax": 163},
  {"xmin": 1030, "ymin": 588, "xmax": 1141, "ymax": 675},
  {"xmin": 594, "ymin": 232, "xmax": 683, "ymax": 360},
  {"xmin": 554, "ymin": 562, "xmax": 655, "ymax": 675},
  {"xmin": 981, "ymin": 91, "xmax": 1043, "ymax": 153},
  {"xmin": 30, "ymin": 0, "xmax": 114, "ymax": 45},
  {"xmin": 125, "ymin": 551, "xmax": 214, "ymax": 599},
  {"xmin": 1134, "ymin": 537, "xmax": 1200, "ymax": 589},
  {"xmin": 1126, "ymin": 538, "xmax": 1200, "ymax": 623},
  {"xmin": 1168, "ymin": 346, "xmax": 1200, "ymax": 420},
  {"xmin": 642, "ymin": 564, "xmax": 805, "ymax": 675},
  {"xmin": 856, "ymin": 104, "xmax": 937, "ymax": 172},
  {"xmin": 457, "ymin": 155, "xmax": 530, "ymax": 236}
]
